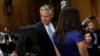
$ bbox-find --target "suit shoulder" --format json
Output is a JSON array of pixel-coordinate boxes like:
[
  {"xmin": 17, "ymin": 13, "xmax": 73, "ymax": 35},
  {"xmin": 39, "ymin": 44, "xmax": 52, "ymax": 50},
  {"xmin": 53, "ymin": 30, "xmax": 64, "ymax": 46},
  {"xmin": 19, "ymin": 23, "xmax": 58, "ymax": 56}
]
[{"xmin": 34, "ymin": 22, "xmax": 40, "ymax": 26}]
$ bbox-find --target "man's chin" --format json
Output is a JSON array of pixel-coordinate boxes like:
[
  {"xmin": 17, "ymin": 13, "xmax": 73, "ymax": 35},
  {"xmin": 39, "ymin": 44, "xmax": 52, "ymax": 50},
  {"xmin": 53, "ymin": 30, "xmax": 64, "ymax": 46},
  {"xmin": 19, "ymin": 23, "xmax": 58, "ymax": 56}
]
[{"xmin": 43, "ymin": 23, "xmax": 49, "ymax": 25}]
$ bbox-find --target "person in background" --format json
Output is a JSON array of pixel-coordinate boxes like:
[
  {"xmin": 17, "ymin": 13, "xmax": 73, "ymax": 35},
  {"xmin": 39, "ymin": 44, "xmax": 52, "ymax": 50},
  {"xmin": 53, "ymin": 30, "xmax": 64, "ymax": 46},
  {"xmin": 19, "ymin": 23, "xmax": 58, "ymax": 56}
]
[
  {"xmin": 15, "ymin": 28, "xmax": 41, "ymax": 56},
  {"xmin": 83, "ymin": 30, "xmax": 100, "ymax": 56},
  {"xmin": 11, "ymin": 51, "xmax": 18, "ymax": 56},
  {"xmin": 82, "ymin": 16, "xmax": 100, "ymax": 26},
  {"xmin": 1, "ymin": 27, "xmax": 16, "ymax": 56},
  {"xmin": 82, "ymin": 16, "xmax": 100, "ymax": 46},
  {"xmin": 53, "ymin": 6, "xmax": 89, "ymax": 56}
]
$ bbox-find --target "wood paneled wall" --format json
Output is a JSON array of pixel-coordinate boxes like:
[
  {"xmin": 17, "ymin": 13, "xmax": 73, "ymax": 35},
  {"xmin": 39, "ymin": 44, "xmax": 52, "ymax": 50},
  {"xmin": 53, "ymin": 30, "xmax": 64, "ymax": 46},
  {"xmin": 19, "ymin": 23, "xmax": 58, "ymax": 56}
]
[
  {"xmin": 0, "ymin": 0, "xmax": 60, "ymax": 32},
  {"xmin": 0, "ymin": 0, "xmax": 100, "ymax": 32},
  {"xmin": 68, "ymin": 0, "xmax": 100, "ymax": 28},
  {"xmin": 0, "ymin": 0, "xmax": 30, "ymax": 32}
]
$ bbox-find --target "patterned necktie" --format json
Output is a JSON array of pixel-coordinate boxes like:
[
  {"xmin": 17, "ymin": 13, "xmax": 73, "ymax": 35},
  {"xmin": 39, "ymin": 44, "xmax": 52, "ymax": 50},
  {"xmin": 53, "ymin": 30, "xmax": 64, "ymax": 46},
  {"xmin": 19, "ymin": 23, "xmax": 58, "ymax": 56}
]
[{"xmin": 48, "ymin": 25, "xmax": 53, "ymax": 42}]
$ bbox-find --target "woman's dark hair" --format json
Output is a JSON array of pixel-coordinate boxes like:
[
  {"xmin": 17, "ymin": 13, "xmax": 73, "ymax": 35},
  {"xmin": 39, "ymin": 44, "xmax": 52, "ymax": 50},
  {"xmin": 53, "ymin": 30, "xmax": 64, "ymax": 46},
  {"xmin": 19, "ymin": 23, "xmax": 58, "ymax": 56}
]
[
  {"xmin": 89, "ymin": 16, "xmax": 96, "ymax": 20},
  {"xmin": 83, "ymin": 30, "xmax": 95, "ymax": 43},
  {"xmin": 55, "ymin": 6, "xmax": 82, "ymax": 45},
  {"xmin": 16, "ymin": 27, "xmax": 41, "ymax": 56}
]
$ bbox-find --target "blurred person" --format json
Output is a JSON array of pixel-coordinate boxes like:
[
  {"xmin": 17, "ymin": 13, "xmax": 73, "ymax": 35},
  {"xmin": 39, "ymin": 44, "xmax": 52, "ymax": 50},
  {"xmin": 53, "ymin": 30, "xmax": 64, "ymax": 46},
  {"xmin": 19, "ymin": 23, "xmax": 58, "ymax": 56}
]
[
  {"xmin": 82, "ymin": 16, "xmax": 100, "ymax": 46},
  {"xmin": 83, "ymin": 30, "xmax": 100, "ymax": 56},
  {"xmin": 82, "ymin": 16, "xmax": 100, "ymax": 26},
  {"xmin": 0, "ymin": 28, "xmax": 16, "ymax": 56},
  {"xmin": 15, "ymin": 28, "xmax": 41, "ymax": 56},
  {"xmin": 53, "ymin": 6, "xmax": 89, "ymax": 56},
  {"xmin": 11, "ymin": 51, "xmax": 18, "ymax": 56}
]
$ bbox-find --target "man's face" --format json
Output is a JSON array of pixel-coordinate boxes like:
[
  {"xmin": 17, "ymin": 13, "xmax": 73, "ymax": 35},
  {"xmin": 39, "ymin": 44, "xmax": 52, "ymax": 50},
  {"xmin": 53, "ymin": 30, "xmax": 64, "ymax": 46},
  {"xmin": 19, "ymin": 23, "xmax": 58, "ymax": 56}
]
[
  {"xmin": 87, "ymin": 22, "xmax": 94, "ymax": 30},
  {"xmin": 40, "ymin": 10, "xmax": 53, "ymax": 25}
]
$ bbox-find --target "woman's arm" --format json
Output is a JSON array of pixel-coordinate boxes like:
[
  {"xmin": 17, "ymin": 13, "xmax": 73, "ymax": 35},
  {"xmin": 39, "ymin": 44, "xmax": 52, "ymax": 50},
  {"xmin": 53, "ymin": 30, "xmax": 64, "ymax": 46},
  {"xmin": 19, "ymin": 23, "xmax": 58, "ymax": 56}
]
[
  {"xmin": 77, "ymin": 41, "xmax": 89, "ymax": 56},
  {"xmin": 53, "ymin": 43, "xmax": 61, "ymax": 56}
]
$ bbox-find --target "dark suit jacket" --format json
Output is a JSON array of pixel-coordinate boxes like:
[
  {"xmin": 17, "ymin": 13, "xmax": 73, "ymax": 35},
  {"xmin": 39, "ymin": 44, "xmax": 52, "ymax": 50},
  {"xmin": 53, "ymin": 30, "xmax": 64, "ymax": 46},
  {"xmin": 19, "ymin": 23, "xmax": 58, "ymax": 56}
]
[
  {"xmin": 94, "ymin": 29, "xmax": 100, "ymax": 46},
  {"xmin": 31, "ymin": 21, "xmax": 56, "ymax": 56}
]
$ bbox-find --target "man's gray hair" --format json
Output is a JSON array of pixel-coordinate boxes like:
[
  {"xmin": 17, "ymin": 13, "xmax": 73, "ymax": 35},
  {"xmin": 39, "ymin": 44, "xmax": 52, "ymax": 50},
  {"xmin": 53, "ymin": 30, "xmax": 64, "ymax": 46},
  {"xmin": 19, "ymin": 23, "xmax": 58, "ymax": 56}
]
[{"xmin": 39, "ymin": 4, "xmax": 54, "ymax": 15}]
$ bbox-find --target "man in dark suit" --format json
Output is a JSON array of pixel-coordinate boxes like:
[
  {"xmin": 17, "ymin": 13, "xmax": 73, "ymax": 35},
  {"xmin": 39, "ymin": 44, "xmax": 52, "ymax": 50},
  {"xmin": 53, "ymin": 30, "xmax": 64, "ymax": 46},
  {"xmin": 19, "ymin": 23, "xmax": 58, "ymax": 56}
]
[{"xmin": 33, "ymin": 4, "xmax": 57, "ymax": 56}]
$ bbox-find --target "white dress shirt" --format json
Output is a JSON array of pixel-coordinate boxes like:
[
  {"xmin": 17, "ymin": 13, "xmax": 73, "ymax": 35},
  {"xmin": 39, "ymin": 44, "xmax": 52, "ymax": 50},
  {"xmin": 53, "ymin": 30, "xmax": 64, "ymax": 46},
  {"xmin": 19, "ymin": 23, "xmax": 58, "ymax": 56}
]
[{"xmin": 44, "ymin": 23, "xmax": 55, "ymax": 42}]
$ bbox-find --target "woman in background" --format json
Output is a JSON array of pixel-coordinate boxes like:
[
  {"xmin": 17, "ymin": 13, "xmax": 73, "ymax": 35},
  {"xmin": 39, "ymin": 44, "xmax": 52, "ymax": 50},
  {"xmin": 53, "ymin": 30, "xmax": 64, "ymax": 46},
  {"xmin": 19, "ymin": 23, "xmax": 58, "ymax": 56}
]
[
  {"xmin": 83, "ymin": 30, "xmax": 99, "ymax": 56},
  {"xmin": 53, "ymin": 6, "xmax": 89, "ymax": 56},
  {"xmin": 15, "ymin": 28, "xmax": 41, "ymax": 56}
]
